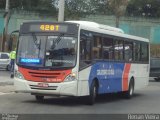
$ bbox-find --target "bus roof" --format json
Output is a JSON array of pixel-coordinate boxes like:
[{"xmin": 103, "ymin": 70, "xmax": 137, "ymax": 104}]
[
  {"xmin": 20, "ymin": 21, "xmax": 149, "ymax": 43},
  {"xmin": 66, "ymin": 21, "xmax": 149, "ymax": 43}
]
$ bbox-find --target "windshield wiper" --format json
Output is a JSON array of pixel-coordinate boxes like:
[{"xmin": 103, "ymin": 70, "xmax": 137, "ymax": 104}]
[
  {"xmin": 51, "ymin": 33, "xmax": 64, "ymax": 49},
  {"xmin": 32, "ymin": 33, "xmax": 41, "ymax": 49}
]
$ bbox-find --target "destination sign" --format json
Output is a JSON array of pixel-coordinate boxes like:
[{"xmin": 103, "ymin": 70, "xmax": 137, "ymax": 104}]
[
  {"xmin": 29, "ymin": 24, "xmax": 68, "ymax": 32},
  {"xmin": 20, "ymin": 22, "xmax": 79, "ymax": 35}
]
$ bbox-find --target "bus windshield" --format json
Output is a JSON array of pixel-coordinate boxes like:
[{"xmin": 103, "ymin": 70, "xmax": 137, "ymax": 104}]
[{"xmin": 17, "ymin": 34, "xmax": 77, "ymax": 68}]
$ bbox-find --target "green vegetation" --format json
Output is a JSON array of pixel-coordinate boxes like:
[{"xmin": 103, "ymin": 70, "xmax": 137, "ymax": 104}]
[{"xmin": 0, "ymin": 0, "xmax": 160, "ymax": 19}]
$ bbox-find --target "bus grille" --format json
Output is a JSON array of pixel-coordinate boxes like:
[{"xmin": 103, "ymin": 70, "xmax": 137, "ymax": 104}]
[
  {"xmin": 18, "ymin": 67, "xmax": 72, "ymax": 83},
  {"xmin": 28, "ymin": 71, "xmax": 61, "ymax": 78}
]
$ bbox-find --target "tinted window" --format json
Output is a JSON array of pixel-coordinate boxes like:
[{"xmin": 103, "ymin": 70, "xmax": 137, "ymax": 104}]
[
  {"xmin": 133, "ymin": 42, "xmax": 141, "ymax": 61},
  {"xmin": 80, "ymin": 30, "xmax": 92, "ymax": 69},
  {"xmin": 1, "ymin": 54, "xmax": 9, "ymax": 59},
  {"xmin": 124, "ymin": 41, "xmax": 133, "ymax": 61},
  {"xmin": 92, "ymin": 36, "xmax": 102, "ymax": 59},
  {"xmin": 103, "ymin": 37, "xmax": 114, "ymax": 60},
  {"xmin": 114, "ymin": 40, "xmax": 124, "ymax": 60},
  {"xmin": 141, "ymin": 43, "xmax": 148, "ymax": 62}
]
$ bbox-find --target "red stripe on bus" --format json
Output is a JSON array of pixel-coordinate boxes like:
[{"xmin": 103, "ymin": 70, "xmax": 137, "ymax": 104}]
[{"xmin": 122, "ymin": 64, "xmax": 131, "ymax": 91}]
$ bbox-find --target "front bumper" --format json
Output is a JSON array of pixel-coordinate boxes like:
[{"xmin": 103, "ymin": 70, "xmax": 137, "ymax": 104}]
[
  {"xmin": 14, "ymin": 78, "xmax": 78, "ymax": 96},
  {"xmin": 0, "ymin": 64, "xmax": 9, "ymax": 69}
]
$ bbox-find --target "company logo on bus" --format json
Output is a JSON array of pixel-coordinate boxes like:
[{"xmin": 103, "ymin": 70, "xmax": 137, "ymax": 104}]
[
  {"xmin": 42, "ymin": 78, "xmax": 48, "ymax": 81},
  {"xmin": 97, "ymin": 69, "xmax": 115, "ymax": 76}
]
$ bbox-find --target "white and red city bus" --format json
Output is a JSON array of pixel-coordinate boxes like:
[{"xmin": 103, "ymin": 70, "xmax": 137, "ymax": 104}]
[{"xmin": 14, "ymin": 21, "xmax": 150, "ymax": 105}]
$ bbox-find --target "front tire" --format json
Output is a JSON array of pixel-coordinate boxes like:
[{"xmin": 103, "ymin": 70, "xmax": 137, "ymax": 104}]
[{"xmin": 87, "ymin": 81, "xmax": 98, "ymax": 105}]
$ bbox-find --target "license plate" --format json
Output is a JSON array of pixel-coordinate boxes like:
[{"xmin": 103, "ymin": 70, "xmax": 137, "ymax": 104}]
[{"xmin": 37, "ymin": 83, "xmax": 49, "ymax": 88}]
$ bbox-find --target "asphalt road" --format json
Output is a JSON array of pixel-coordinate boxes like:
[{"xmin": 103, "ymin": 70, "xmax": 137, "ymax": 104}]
[
  {"xmin": 0, "ymin": 69, "xmax": 13, "ymax": 85},
  {"xmin": 0, "ymin": 70, "xmax": 160, "ymax": 114}
]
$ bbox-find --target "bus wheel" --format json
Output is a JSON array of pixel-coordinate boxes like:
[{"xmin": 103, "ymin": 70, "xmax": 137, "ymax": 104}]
[
  {"xmin": 87, "ymin": 80, "xmax": 98, "ymax": 105},
  {"xmin": 124, "ymin": 79, "xmax": 134, "ymax": 99},
  {"xmin": 35, "ymin": 95, "xmax": 44, "ymax": 101}
]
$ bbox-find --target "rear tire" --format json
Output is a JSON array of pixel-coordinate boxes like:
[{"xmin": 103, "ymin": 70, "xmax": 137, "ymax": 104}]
[
  {"xmin": 87, "ymin": 80, "xmax": 98, "ymax": 105},
  {"xmin": 124, "ymin": 79, "xmax": 134, "ymax": 99},
  {"xmin": 35, "ymin": 95, "xmax": 44, "ymax": 101}
]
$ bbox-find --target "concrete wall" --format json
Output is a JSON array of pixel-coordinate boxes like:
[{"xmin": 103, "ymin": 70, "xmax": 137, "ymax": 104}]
[
  {"xmin": 0, "ymin": 12, "xmax": 160, "ymax": 43},
  {"xmin": 1, "ymin": 13, "xmax": 160, "ymax": 44},
  {"xmin": 0, "ymin": 12, "xmax": 160, "ymax": 56},
  {"xmin": 0, "ymin": 11, "xmax": 57, "ymax": 34},
  {"xmin": 82, "ymin": 15, "xmax": 160, "ymax": 44}
]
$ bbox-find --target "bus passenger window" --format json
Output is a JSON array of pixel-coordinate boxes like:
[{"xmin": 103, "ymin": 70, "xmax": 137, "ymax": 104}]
[
  {"xmin": 92, "ymin": 36, "xmax": 102, "ymax": 59},
  {"xmin": 103, "ymin": 37, "xmax": 114, "ymax": 60},
  {"xmin": 124, "ymin": 41, "xmax": 133, "ymax": 61},
  {"xmin": 114, "ymin": 40, "xmax": 124, "ymax": 61},
  {"xmin": 134, "ymin": 42, "xmax": 141, "ymax": 61},
  {"xmin": 80, "ymin": 39, "xmax": 91, "ymax": 61},
  {"xmin": 141, "ymin": 43, "xmax": 148, "ymax": 62}
]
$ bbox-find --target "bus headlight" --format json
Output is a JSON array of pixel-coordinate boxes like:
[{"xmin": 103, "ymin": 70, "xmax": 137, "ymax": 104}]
[
  {"xmin": 15, "ymin": 70, "xmax": 24, "ymax": 80},
  {"xmin": 64, "ymin": 73, "xmax": 76, "ymax": 82}
]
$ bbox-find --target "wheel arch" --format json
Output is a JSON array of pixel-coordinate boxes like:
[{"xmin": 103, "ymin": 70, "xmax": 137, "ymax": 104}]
[
  {"xmin": 90, "ymin": 77, "xmax": 99, "ymax": 91},
  {"xmin": 93, "ymin": 77, "xmax": 99, "ymax": 88}
]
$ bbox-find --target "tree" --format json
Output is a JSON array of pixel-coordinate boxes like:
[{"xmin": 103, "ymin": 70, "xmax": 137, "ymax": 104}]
[
  {"xmin": 107, "ymin": 0, "xmax": 129, "ymax": 28},
  {"xmin": 89, "ymin": 0, "xmax": 108, "ymax": 15},
  {"xmin": 8, "ymin": 0, "xmax": 57, "ymax": 16},
  {"xmin": 65, "ymin": 0, "xmax": 91, "ymax": 20},
  {"xmin": 65, "ymin": 0, "xmax": 109, "ymax": 20},
  {"xmin": 126, "ymin": 0, "xmax": 160, "ymax": 18},
  {"xmin": 34, "ymin": 0, "xmax": 57, "ymax": 16}
]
